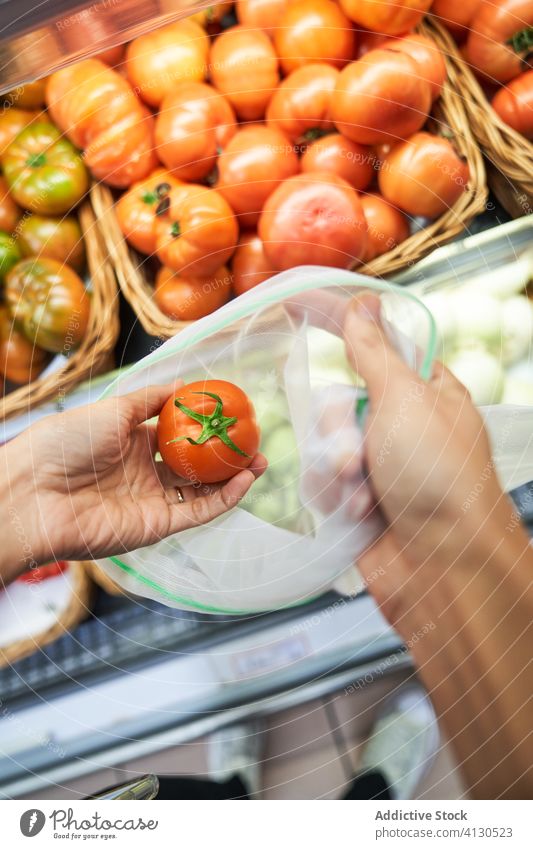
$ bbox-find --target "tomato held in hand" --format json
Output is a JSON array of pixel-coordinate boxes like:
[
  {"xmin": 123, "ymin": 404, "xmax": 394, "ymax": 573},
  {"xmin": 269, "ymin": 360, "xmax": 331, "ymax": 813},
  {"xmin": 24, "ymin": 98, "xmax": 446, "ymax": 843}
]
[
  {"xmin": 258, "ymin": 171, "xmax": 367, "ymax": 270},
  {"xmin": 116, "ymin": 168, "xmax": 181, "ymax": 255},
  {"xmin": 236, "ymin": 0, "xmax": 286, "ymax": 36},
  {"xmin": 0, "ymin": 176, "xmax": 21, "ymax": 233},
  {"xmin": 157, "ymin": 380, "xmax": 260, "ymax": 484},
  {"xmin": 18, "ymin": 214, "xmax": 86, "ymax": 270},
  {"xmin": 155, "ymin": 82, "xmax": 236, "ymax": 181},
  {"xmin": 217, "ymin": 125, "xmax": 300, "ymax": 227},
  {"xmin": 339, "ymin": 0, "xmax": 432, "ymax": 35},
  {"xmin": 266, "ymin": 64, "xmax": 339, "ymax": 141},
  {"xmin": 300, "ymin": 132, "xmax": 374, "ymax": 191},
  {"xmin": 0, "ymin": 305, "xmax": 48, "ymax": 384},
  {"xmin": 360, "ymin": 193, "xmax": 410, "ymax": 262},
  {"xmin": 382, "ymin": 34, "xmax": 447, "ymax": 101},
  {"xmin": 210, "ymin": 26, "xmax": 280, "ymax": 121},
  {"xmin": 155, "ymin": 184, "xmax": 238, "ymax": 277},
  {"xmin": 0, "ymin": 231, "xmax": 21, "ymax": 282},
  {"xmin": 0, "ymin": 108, "xmax": 39, "ymax": 156},
  {"xmin": 466, "ymin": 0, "xmax": 533, "ymax": 83},
  {"xmin": 274, "ymin": 0, "xmax": 356, "ymax": 74},
  {"xmin": 154, "ymin": 265, "xmax": 232, "ymax": 321},
  {"xmin": 232, "ymin": 231, "xmax": 274, "ymax": 295},
  {"xmin": 2, "ymin": 122, "xmax": 89, "ymax": 214},
  {"xmin": 6, "ymin": 257, "xmax": 90, "ymax": 353},
  {"xmin": 125, "ymin": 20, "xmax": 209, "ymax": 107},
  {"xmin": 378, "ymin": 132, "xmax": 470, "ymax": 218},
  {"xmin": 492, "ymin": 70, "xmax": 533, "ymax": 138},
  {"xmin": 331, "ymin": 50, "xmax": 432, "ymax": 145}
]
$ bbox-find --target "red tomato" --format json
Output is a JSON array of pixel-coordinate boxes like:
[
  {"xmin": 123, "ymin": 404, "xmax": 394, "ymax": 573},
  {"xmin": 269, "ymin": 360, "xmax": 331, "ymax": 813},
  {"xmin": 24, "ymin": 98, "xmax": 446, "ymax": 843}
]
[
  {"xmin": 331, "ymin": 50, "xmax": 432, "ymax": 145},
  {"xmin": 155, "ymin": 82, "xmax": 236, "ymax": 181},
  {"xmin": 157, "ymin": 380, "xmax": 260, "ymax": 484},
  {"xmin": 432, "ymin": 0, "xmax": 481, "ymax": 40},
  {"xmin": 356, "ymin": 29, "xmax": 391, "ymax": 58},
  {"xmin": 154, "ymin": 265, "xmax": 232, "ymax": 320},
  {"xmin": 266, "ymin": 64, "xmax": 339, "ymax": 141},
  {"xmin": 232, "ymin": 232, "xmax": 275, "ymax": 295},
  {"xmin": 465, "ymin": 0, "xmax": 533, "ymax": 83},
  {"xmin": 300, "ymin": 133, "xmax": 374, "ymax": 191},
  {"xmin": 84, "ymin": 106, "xmax": 158, "ymax": 188},
  {"xmin": 382, "ymin": 34, "xmax": 447, "ymax": 100},
  {"xmin": 17, "ymin": 561, "xmax": 66, "ymax": 583},
  {"xmin": 0, "ymin": 305, "xmax": 48, "ymax": 384},
  {"xmin": 339, "ymin": 0, "xmax": 432, "ymax": 35},
  {"xmin": 274, "ymin": 0, "xmax": 356, "ymax": 74},
  {"xmin": 236, "ymin": 0, "xmax": 286, "ymax": 36},
  {"xmin": 360, "ymin": 193, "xmax": 410, "ymax": 262},
  {"xmin": 155, "ymin": 183, "xmax": 238, "ymax": 276},
  {"xmin": 210, "ymin": 26, "xmax": 280, "ymax": 121},
  {"xmin": 217, "ymin": 125, "xmax": 300, "ymax": 227},
  {"xmin": 492, "ymin": 70, "xmax": 533, "ymax": 138},
  {"xmin": 116, "ymin": 168, "xmax": 181, "ymax": 255},
  {"xmin": 258, "ymin": 171, "xmax": 367, "ymax": 270},
  {"xmin": 96, "ymin": 45, "xmax": 126, "ymax": 66},
  {"xmin": 0, "ymin": 175, "xmax": 21, "ymax": 233},
  {"xmin": 378, "ymin": 132, "xmax": 470, "ymax": 218},
  {"xmin": 125, "ymin": 20, "xmax": 209, "ymax": 107}
]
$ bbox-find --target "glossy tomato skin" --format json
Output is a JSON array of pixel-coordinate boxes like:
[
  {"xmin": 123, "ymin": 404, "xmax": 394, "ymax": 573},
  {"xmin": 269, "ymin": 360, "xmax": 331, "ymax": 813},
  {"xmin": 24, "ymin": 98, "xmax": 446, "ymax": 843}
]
[
  {"xmin": 0, "ymin": 231, "xmax": 21, "ymax": 283},
  {"xmin": 2, "ymin": 122, "xmax": 89, "ymax": 215},
  {"xmin": 236, "ymin": 0, "xmax": 286, "ymax": 36},
  {"xmin": 217, "ymin": 125, "xmax": 300, "ymax": 227},
  {"xmin": 492, "ymin": 70, "xmax": 533, "ymax": 138},
  {"xmin": 378, "ymin": 132, "xmax": 470, "ymax": 218},
  {"xmin": 0, "ymin": 108, "xmax": 39, "ymax": 156},
  {"xmin": 232, "ymin": 232, "xmax": 274, "ymax": 295},
  {"xmin": 125, "ymin": 20, "xmax": 209, "ymax": 107},
  {"xmin": 155, "ymin": 82, "xmax": 237, "ymax": 181},
  {"xmin": 18, "ymin": 214, "xmax": 86, "ymax": 270},
  {"xmin": 0, "ymin": 305, "xmax": 48, "ymax": 384},
  {"xmin": 432, "ymin": 0, "xmax": 481, "ymax": 40},
  {"xmin": 84, "ymin": 106, "xmax": 158, "ymax": 189},
  {"xmin": 259, "ymin": 171, "xmax": 367, "ymax": 270},
  {"xmin": 6, "ymin": 257, "xmax": 90, "ymax": 353},
  {"xmin": 382, "ymin": 34, "xmax": 447, "ymax": 100},
  {"xmin": 360, "ymin": 193, "xmax": 410, "ymax": 262},
  {"xmin": 155, "ymin": 184, "xmax": 238, "ymax": 277},
  {"xmin": 300, "ymin": 133, "xmax": 374, "ymax": 191},
  {"xmin": 339, "ymin": 0, "xmax": 432, "ymax": 35},
  {"xmin": 154, "ymin": 265, "xmax": 232, "ymax": 320},
  {"xmin": 266, "ymin": 64, "xmax": 339, "ymax": 141},
  {"xmin": 274, "ymin": 0, "xmax": 356, "ymax": 74},
  {"xmin": 331, "ymin": 50, "xmax": 432, "ymax": 145},
  {"xmin": 7, "ymin": 79, "xmax": 47, "ymax": 109},
  {"xmin": 466, "ymin": 0, "xmax": 533, "ymax": 83},
  {"xmin": 210, "ymin": 26, "xmax": 280, "ymax": 121},
  {"xmin": 0, "ymin": 175, "xmax": 21, "ymax": 233},
  {"xmin": 116, "ymin": 168, "xmax": 181, "ymax": 255},
  {"xmin": 157, "ymin": 380, "xmax": 260, "ymax": 484}
]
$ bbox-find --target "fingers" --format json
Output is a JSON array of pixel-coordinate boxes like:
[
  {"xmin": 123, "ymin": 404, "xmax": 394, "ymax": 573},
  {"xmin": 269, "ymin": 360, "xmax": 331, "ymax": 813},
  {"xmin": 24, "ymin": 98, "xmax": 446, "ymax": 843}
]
[
  {"xmin": 344, "ymin": 292, "xmax": 419, "ymax": 406},
  {"xmin": 122, "ymin": 381, "xmax": 184, "ymax": 426}
]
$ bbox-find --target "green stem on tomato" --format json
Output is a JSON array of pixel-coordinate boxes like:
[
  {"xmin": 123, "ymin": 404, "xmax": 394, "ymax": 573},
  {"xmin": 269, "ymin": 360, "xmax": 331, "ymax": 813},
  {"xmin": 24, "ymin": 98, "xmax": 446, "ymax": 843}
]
[
  {"xmin": 166, "ymin": 391, "xmax": 251, "ymax": 458},
  {"xmin": 506, "ymin": 26, "xmax": 533, "ymax": 55}
]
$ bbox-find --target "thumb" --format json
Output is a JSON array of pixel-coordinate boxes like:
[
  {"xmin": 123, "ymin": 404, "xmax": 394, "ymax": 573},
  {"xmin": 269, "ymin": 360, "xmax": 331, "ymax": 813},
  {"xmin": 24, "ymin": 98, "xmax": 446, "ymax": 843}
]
[{"xmin": 344, "ymin": 293, "xmax": 415, "ymax": 405}]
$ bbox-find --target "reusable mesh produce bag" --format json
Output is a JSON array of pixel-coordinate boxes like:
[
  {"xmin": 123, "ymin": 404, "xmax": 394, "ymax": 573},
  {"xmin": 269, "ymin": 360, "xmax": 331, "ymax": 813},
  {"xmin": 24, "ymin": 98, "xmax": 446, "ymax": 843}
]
[{"xmin": 95, "ymin": 267, "xmax": 440, "ymax": 613}]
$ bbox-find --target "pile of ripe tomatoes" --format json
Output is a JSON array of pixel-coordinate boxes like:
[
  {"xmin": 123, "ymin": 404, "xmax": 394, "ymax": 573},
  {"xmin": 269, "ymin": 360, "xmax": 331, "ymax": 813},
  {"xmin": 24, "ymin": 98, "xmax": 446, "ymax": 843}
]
[{"xmin": 44, "ymin": 0, "xmax": 473, "ymax": 324}]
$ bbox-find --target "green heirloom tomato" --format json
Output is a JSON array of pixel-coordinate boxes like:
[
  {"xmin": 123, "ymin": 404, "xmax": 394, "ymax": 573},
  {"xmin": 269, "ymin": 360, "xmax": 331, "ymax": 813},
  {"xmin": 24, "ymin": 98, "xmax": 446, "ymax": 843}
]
[
  {"xmin": 2, "ymin": 122, "xmax": 89, "ymax": 215},
  {"xmin": 18, "ymin": 214, "xmax": 85, "ymax": 271},
  {"xmin": 5, "ymin": 257, "xmax": 90, "ymax": 353},
  {"xmin": 0, "ymin": 231, "xmax": 21, "ymax": 283}
]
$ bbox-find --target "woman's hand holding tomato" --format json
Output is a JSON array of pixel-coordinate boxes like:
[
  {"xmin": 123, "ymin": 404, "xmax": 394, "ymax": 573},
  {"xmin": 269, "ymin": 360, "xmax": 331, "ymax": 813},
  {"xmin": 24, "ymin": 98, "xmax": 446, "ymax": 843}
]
[{"xmin": 274, "ymin": 0, "xmax": 356, "ymax": 74}]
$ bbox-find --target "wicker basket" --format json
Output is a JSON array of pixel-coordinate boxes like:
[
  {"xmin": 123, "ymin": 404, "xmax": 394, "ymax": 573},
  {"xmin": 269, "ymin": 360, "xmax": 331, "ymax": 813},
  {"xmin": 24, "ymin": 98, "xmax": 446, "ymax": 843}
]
[
  {"xmin": 422, "ymin": 19, "xmax": 533, "ymax": 211},
  {"xmin": 82, "ymin": 559, "xmax": 124, "ymax": 596},
  {"xmin": 91, "ymin": 23, "xmax": 487, "ymax": 337},
  {"xmin": 1, "ymin": 200, "xmax": 120, "ymax": 420},
  {"xmin": 0, "ymin": 561, "xmax": 94, "ymax": 668}
]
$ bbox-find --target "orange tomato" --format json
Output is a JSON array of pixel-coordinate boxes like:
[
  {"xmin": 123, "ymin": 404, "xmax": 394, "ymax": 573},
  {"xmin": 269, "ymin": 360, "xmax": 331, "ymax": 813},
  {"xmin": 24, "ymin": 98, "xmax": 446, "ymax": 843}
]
[
  {"xmin": 382, "ymin": 34, "xmax": 447, "ymax": 100},
  {"xmin": 0, "ymin": 108, "xmax": 39, "ymax": 157},
  {"xmin": 190, "ymin": 2, "xmax": 233, "ymax": 27},
  {"xmin": 300, "ymin": 133, "xmax": 374, "ymax": 191},
  {"xmin": 258, "ymin": 171, "xmax": 367, "ymax": 270},
  {"xmin": 378, "ymin": 132, "xmax": 470, "ymax": 218},
  {"xmin": 155, "ymin": 82, "xmax": 237, "ymax": 181},
  {"xmin": 360, "ymin": 193, "xmax": 410, "ymax": 262},
  {"xmin": 339, "ymin": 0, "xmax": 433, "ymax": 35},
  {"xmin": 236, "ymin": 0, "xmax": 286, "ymax": 36},
  {"xmin": 0, "ymin": 176, "xmax": 21, "ymax": 233},
  {"xmin": 95, "ymin": 45, "xmax": 126, "ymax": 65},
  {"xmin": 356, "ymin": 29, "xmax": 391, "ymax": 58},
  {"xmin": 217, "ymin": 125, "xmax": 300, "ymax": 227},
  {"xmin": 84, "ymin": 106, "xmax": 158, "ymax": 188},
  {"xmin": 0, "ymin": 305, "xmax": 48, "ymax": 384},
  {"xmin": 155, "ymin": 183, "xmax": 238, "ymax": 276},
  {"xmin": 492, "ymin": 70, "xmax": 533, "ymax": 138},
  {"xmin": 331, "ymin": 50, "xmax": 432, "ymax": 144},
  {"xmin": 274, "ymin": 0, "xmax": 356, "ymax": 74},
  {"xmin": 210, "ymin": 25, "xmax": 280, "ymax": 121},
  {"xmin": 154, "ymin": 265, "xmax": 232, "ymax": 320},
  {"xmin": 465, "ymin": 0, "xmax": 533, "ymax": 83},
  {"xmin": 232, "ymin": 232, "xmax": 274, "ymax": 295},
  {"xmin": 432, "ymin": 0, "xmax": 481, "ymax": 40},
  {"xmin": 116, "ymin": 169, "xmax": 181, "ymax": 255},
  {"xmin": 266, "ymin": 63, "xmax": 339, "ymax": 141},
  {"xmin": 6, "ymin": 79, "xmax": 47, "ymax": 110},
  {"xmin": 125, "ymin": 20, "xmax": 209, "ymax": 107}
]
